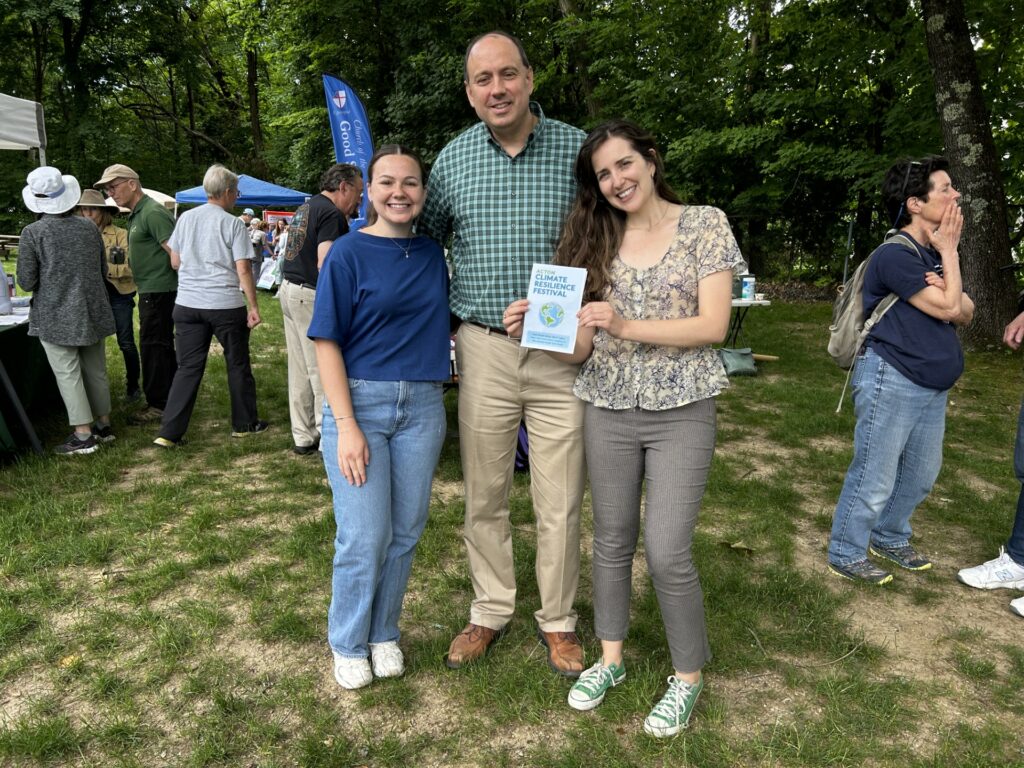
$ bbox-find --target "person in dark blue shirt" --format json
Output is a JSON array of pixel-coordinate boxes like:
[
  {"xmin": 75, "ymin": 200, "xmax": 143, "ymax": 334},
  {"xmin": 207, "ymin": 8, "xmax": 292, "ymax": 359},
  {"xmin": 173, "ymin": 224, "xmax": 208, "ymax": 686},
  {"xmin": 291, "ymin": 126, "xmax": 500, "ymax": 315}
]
[
  {"xmin": 308, "ymin": 145, "xmax": 450, "ymax": 690},
  {"xmin": 828, "ymin": 156, "xmax": 974, "ymax": 584}
]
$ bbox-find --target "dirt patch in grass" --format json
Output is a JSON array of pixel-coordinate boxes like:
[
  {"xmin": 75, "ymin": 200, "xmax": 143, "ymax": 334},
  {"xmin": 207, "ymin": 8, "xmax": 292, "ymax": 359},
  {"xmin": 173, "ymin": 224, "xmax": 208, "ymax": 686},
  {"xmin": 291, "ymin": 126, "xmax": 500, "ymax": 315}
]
[
  {"xmin": 714, "ymin": 671, "xmax": 823, "ymax": 732},
  {"xmin": 805, "ymin": 434, "xmax": 848, "ymax": 455},
  {"xmin": 319, "ymin": 673, "xmax": 567, "ymax": 767},
  {"xmin": 110, "ymin": 459, "xmax": 168, "ymax": 492},
  {"xmin": 432, "ymin": 479, "xmax": 464, "ymax": 505},
  {"xmin": 947, "ymin": 468, "xmax": 1006, "ymax": 501},
  {"xmin": 0, "ymin": 667, "xmax": 56, "ymax": 726}
]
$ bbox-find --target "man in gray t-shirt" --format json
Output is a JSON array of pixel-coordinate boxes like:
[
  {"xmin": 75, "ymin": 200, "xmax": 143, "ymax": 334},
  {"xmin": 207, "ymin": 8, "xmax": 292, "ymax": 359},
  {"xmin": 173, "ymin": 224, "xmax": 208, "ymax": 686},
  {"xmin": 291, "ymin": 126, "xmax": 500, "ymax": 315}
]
[
  {"xmin": 172, "ymin": 202, "xmax": 253, "ymax": 310},
  {"xmin": 154, "ymin": 164, "xmax": 266, "ymax": 446}
]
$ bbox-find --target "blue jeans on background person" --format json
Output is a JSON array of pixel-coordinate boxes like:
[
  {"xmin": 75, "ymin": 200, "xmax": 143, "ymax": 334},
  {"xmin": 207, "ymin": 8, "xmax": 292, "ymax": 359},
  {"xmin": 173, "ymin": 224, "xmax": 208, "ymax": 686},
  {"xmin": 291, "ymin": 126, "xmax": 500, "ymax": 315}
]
[
  {"xmin": 828, "ymin": 347, "xmax": 948, "ymax": 566},
  {"xmin": 1007, "ymin": 399, "xmax": 1024, "ymax": 566},
  {"xmin": 323, "ymin": 379, "xmax": 446, "ymax": 659},
  {"xmin": 109, "ymin": 290, "xmax": 140, "ymax": 397}
]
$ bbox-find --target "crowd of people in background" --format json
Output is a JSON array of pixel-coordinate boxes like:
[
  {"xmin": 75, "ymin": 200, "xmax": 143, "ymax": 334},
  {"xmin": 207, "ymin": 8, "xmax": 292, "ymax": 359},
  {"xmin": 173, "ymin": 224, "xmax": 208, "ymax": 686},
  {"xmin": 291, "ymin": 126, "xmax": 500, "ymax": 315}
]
[{"xmin": 13, "ymin": 28, "xmax": 1024, "ymax": 739}]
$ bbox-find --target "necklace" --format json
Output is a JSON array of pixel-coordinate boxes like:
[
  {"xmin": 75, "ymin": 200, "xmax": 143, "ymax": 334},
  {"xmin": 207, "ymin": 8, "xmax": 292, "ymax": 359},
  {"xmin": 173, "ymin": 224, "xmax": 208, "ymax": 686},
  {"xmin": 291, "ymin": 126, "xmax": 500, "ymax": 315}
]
[
  {"xmin": 388, "ymin": 237, "xmax": 412, "ymax": 258},
  {"xmin": 626, "ymin": 201, "xmax": 671, "ymax": 232}
]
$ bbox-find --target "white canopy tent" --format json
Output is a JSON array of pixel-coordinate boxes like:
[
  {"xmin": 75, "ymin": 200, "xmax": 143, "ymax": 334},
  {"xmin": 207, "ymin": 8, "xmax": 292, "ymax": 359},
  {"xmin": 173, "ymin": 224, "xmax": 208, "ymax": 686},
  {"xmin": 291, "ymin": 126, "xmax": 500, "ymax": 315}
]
[{"xmin": 0, "ymin": 93, "xmax": 47, "ymax": 165}]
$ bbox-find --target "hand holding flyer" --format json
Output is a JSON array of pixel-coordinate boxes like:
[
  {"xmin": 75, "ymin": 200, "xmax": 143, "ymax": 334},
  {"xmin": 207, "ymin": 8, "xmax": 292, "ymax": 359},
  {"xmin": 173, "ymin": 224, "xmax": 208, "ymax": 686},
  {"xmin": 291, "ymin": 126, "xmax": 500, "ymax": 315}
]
[{"xmin": 521, "ymin": 264, "xmax": 587, "ymax": 353}]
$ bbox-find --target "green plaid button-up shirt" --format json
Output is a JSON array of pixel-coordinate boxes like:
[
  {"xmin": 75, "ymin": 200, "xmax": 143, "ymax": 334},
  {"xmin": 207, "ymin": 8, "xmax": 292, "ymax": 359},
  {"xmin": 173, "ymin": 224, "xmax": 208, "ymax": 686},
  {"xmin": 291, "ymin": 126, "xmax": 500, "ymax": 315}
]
[{"xmin": 419, "ymin": 102, "xmax": 584, "ymax": 329}]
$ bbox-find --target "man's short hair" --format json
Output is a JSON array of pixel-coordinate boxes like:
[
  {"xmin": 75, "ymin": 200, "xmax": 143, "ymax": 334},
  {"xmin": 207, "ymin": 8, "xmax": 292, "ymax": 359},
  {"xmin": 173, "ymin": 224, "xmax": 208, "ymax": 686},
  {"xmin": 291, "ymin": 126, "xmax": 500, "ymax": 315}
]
[
  {"xmin": 203, "ymin": 164, "xmax": 239, "ymax": 199},
  {"xmin": 463, "ymin": 31, "xmax": 531, "ymax": 82},
  {"xmin": 320, "ymin": 163, "xmax": 361, "ymax": 193}
]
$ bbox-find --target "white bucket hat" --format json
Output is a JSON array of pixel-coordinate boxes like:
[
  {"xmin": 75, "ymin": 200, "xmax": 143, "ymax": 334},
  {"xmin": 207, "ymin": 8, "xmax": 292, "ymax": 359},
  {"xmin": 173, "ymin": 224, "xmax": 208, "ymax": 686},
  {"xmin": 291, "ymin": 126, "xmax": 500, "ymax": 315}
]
[{"xmin": 23, "ymin": 167, "xmax": 82, "ymax": 215}]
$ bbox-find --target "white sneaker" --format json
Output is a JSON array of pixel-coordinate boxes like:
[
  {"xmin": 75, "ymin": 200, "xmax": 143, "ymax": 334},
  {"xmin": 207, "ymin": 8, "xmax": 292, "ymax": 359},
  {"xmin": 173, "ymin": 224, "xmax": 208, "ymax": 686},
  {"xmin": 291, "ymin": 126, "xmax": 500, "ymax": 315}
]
[
  {"xmin": 332, "ymin": 652, "xmax": 372, "ymax": 689},
  {"xmin": 369, "ymin": 641, "xmax": 405, "ymax": 678},
  {"xmin": 957, "ymin": 547, "xmax": 1024, "ymax": 590},
  {"xmin": 1011, "ymin": 596, "xmax": 1024, "ymax": 618}
]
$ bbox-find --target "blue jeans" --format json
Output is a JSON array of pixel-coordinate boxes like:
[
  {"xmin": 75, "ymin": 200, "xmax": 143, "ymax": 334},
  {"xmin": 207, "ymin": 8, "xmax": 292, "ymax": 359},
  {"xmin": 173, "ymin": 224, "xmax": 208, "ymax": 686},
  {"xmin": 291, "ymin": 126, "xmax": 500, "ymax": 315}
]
[
  {"xmin": 109, "ymin": 291, "xmax": 140, "ymax": 396},
  {"xmin": 1007, "ymin": 399, "xmax": 1024, "ymax": 566},
  {"xmin": 828, "ymin": 348, "xmax": 948, "ymax": 566},
  {"xmin": 323, "ymin": 379, "xmax": 446, "ymax": 658}
]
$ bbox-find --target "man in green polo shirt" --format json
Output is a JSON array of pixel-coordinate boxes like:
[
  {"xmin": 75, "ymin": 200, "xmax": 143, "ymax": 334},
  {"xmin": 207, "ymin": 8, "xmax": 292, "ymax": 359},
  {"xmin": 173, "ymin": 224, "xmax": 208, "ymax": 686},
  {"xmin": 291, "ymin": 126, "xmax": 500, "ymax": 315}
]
[
  {"xmin": 94, "ymin": 164, "xmax": 177, "ymax": 422},
  {"xmin": 418, "ymin": 31, "xmax": 586, "ymax": 678}
]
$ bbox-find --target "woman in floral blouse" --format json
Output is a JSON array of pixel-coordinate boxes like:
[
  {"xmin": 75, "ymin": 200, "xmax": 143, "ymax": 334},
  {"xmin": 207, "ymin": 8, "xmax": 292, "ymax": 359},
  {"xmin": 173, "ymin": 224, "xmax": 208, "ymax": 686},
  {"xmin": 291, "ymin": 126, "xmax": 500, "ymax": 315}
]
[{"xmin": 504, "ymin": 119, "xmax": 744, "ymax": 736}]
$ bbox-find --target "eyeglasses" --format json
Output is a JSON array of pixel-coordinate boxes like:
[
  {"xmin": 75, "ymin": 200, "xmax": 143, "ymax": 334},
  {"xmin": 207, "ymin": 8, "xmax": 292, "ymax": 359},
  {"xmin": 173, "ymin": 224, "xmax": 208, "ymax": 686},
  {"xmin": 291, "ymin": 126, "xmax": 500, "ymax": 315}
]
[
  {"xmin": 899, "ymin": 160, "xmax": 923, "ymax": 200},
  {"xmin": 893, "ymin": 160, "xmax": 923, "ymax": 228},
  {"xmin": 104, "ymin": 179, "xmax": 130, "ymax": 195}
]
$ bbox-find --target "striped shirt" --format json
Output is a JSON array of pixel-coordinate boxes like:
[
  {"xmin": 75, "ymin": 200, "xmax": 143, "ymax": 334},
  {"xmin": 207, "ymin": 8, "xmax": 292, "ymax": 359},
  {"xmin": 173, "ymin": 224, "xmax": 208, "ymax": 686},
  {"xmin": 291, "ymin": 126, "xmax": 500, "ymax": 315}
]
[{"xmin": 419, "ymin": 102, "xmax": 584, "ymax": 328}]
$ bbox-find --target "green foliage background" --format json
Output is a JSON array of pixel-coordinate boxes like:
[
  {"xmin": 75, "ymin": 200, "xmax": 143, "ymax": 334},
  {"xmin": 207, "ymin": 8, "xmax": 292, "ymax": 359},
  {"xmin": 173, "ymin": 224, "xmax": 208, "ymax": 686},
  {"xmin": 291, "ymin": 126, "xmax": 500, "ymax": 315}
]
[{"xmin": 1, "ymin": 0, "xmax": 1022, "ymax": 279}]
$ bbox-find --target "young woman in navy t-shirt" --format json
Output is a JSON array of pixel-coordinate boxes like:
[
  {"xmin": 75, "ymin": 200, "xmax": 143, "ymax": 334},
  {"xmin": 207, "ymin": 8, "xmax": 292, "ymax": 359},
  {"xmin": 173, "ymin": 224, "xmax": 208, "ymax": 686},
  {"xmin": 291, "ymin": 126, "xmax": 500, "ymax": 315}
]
[{"xmin": 308, "ymin": 145, "xmax": 450, "ymax": 690}]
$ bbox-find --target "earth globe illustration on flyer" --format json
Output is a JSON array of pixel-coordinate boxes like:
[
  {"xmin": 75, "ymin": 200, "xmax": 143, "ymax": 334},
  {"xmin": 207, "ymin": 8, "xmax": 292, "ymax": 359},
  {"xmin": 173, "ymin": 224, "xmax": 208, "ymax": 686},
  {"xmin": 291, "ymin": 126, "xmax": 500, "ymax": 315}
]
[{"xmin": 522, "ymin": 264, "xmax": 587, "ymax": 353}]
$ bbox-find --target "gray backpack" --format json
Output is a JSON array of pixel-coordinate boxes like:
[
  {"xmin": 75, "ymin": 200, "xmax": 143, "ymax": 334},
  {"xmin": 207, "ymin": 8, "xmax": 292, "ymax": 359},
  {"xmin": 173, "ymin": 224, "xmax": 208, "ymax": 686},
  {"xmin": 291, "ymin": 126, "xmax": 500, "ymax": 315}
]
[{"xmin": 828, "ymin": 233, "xmax": 915, "ymax": 411}]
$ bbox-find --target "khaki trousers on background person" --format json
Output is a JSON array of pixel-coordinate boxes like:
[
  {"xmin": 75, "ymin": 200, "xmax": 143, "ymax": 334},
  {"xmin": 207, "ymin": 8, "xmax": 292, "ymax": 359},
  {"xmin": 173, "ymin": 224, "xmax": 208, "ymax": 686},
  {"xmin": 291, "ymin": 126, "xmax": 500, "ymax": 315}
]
[
  {"xmin": 280, "ymin": 279, "xmax": 324, "ymax": 449},
  {"xmin": 454, "ymin": 322, "xmax": 586, "ymax": 632},
  {"xmin": 40, "ymin": 339, "xmax": 111, "ymax": 425}
]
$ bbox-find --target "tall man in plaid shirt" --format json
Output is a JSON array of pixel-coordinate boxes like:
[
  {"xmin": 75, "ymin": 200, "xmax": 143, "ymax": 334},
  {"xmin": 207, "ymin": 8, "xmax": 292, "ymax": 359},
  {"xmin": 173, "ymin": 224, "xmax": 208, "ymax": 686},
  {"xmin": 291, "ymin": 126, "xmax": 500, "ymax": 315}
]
[{"xmin": 419, "ymin": 31, "xmax": 587, "ymax": 677}]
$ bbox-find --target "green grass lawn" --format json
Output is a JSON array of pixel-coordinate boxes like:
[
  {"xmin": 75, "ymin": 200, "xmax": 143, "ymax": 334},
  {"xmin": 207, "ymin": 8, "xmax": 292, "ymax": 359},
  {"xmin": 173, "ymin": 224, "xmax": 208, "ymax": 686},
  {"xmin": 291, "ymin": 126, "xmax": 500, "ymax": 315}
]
[{"xmin": 1, "ymin": 290, "xmax": 1023, "ymax": 767}]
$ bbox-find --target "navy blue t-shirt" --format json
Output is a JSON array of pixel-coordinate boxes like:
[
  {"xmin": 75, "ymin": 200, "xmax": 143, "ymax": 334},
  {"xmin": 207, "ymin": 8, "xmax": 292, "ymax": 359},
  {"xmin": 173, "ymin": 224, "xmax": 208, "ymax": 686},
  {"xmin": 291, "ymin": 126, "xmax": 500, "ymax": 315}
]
[
  {"xmin": 864, "ymin": 234, "xmax": 963, "ymax": 391},
  {"xmin": 307, "ymin": 231, "xmax": 450, "ymax": 381}
]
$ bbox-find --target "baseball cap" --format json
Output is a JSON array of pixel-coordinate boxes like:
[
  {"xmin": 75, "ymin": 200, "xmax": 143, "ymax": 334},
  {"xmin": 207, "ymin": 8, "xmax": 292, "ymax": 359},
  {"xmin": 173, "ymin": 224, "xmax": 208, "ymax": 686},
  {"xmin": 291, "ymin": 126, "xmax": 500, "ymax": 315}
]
[{"xmin": 94, "ymin": 164, "xmax": 140, "ymax": 188}]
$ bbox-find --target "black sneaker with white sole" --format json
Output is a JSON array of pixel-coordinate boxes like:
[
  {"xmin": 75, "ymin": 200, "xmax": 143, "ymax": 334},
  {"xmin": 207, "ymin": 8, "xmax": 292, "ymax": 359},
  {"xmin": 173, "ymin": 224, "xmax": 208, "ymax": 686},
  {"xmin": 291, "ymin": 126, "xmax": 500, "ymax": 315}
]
[
  {"xmin": 91, "ymin": 424, "xmax": 116, "ymax": 443},
  {"xmin": 54, "ymin": 432, "xmax": 99, "ymax": 455}
]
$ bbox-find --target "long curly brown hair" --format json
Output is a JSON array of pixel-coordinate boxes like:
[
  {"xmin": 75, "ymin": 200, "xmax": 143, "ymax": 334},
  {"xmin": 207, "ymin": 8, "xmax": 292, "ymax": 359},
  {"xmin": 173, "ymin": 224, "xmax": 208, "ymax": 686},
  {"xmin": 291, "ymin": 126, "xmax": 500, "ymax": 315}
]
[{"xmin": 555, "ymin": 119, "xmax": 681, "ymax": 301}]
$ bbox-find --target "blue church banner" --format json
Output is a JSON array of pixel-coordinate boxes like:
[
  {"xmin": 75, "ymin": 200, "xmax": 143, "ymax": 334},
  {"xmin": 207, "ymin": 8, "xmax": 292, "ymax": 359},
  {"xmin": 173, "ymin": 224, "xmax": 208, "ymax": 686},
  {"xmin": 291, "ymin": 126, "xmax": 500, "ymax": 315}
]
[{"xmin": 323, "ymin": 73, "xmax": 374, "ymax": 224}]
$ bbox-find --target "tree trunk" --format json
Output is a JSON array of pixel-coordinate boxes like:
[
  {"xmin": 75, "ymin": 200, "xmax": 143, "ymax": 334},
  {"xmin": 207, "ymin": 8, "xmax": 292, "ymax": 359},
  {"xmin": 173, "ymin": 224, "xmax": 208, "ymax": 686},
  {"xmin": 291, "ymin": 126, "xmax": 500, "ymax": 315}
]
[
  {"xmin": 30, "ymin": 20, "xmax": 47, "ymax": 103},
  {"xmin": 247, "ymin": 48, "xmax": 263, "ymax": 156},
  {"xmin": 187, "ymin": 79, "xmax": 199, "ymax": 166},
  {"xmin": 920, "ymin": 0, "xmax": 1016, "ymax": 345},
  {"xmin": 737, "ymin": 0, "xmax": 771, "ymax": 276},
  {"xmin": 60, "ymin": 0, "xmax": 95, "ymax": 162},
  {"xmin": 168, "ymin": 65, "xmax": 179, "ymax": 146},
  {"xmin": 557, "ymin": 0, "xmax": 600, "ymax": 118}
]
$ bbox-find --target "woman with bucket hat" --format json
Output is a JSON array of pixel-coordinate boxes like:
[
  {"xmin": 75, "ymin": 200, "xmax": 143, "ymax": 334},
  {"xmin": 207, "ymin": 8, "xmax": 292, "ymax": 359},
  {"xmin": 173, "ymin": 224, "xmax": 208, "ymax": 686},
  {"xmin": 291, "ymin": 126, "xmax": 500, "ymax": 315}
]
[
  {"xmin": 17, "ymin": 167, "xmax": 116, "ymax": 454},
  {"xmin": 77, "ymin": 189, "xmax": 141, "ymax": 403}
]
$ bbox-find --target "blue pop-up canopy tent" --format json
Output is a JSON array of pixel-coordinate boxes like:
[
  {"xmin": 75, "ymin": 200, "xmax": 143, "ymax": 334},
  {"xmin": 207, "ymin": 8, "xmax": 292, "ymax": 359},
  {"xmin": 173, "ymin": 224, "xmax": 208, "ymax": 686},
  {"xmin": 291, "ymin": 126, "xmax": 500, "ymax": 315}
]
[{"xmin": 174, "ymin": 174, "xmax": 309, "ymax": 207}]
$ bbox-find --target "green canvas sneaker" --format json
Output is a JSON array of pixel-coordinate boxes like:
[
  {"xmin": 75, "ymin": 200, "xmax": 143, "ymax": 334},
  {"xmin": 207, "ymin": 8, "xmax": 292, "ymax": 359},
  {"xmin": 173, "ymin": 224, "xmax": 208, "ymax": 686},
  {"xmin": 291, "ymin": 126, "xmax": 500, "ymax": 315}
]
[
  {"xmin": 643, "ymin": 674, "xmax": 704, "ymax": 737},
  {"xmin": 567, "ymin": 660, "xmax": 625, "ymax": 711}
]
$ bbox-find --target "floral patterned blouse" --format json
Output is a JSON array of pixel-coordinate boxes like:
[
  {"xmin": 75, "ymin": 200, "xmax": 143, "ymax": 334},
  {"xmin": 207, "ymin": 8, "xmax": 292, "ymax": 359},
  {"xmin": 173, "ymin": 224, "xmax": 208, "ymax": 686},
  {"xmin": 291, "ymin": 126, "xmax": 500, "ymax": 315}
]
[{"xmin": 574, "ymin": 206, "xmax": 746, "ymax": 411}]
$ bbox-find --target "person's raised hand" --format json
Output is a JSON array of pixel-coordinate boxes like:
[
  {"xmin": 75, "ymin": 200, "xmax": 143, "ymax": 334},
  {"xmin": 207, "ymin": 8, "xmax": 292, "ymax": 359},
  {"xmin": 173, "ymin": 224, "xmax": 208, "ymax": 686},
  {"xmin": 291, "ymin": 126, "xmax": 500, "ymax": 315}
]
[{"xmin": 927, "ymin": 200, "xmax": 963, "ymax": 257}]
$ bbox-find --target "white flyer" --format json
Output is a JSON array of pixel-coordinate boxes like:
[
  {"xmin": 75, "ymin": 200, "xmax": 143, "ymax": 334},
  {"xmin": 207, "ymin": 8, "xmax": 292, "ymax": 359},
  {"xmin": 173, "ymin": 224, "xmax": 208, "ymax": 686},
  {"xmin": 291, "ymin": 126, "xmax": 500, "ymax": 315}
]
[{"xmin": 521, "ymin": 264, "xmax": 587, "ymax": 353}]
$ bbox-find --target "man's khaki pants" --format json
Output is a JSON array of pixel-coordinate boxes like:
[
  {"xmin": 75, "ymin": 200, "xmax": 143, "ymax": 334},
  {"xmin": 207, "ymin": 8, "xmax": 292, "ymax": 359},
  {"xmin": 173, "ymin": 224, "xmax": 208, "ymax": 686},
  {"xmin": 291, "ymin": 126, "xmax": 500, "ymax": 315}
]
[
  {"xmin": 455, "ymin": 323, "xmax": 586, "ymax": 632},
  {"xmin": 280, "ymin": 279, "xmax": 323, "ymax": 448}
]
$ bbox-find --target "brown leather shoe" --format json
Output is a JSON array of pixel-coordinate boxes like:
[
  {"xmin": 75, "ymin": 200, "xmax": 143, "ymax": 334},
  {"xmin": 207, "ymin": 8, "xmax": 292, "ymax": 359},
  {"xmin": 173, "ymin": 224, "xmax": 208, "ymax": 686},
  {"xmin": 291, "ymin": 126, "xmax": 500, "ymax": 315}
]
[
  {"xmin": 445, "ymin": 623, "xmax": 503, "ymax": 669},
  {"xmin": 537, "ymin": 629, "xmax": 584, "ymax": 678}
]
